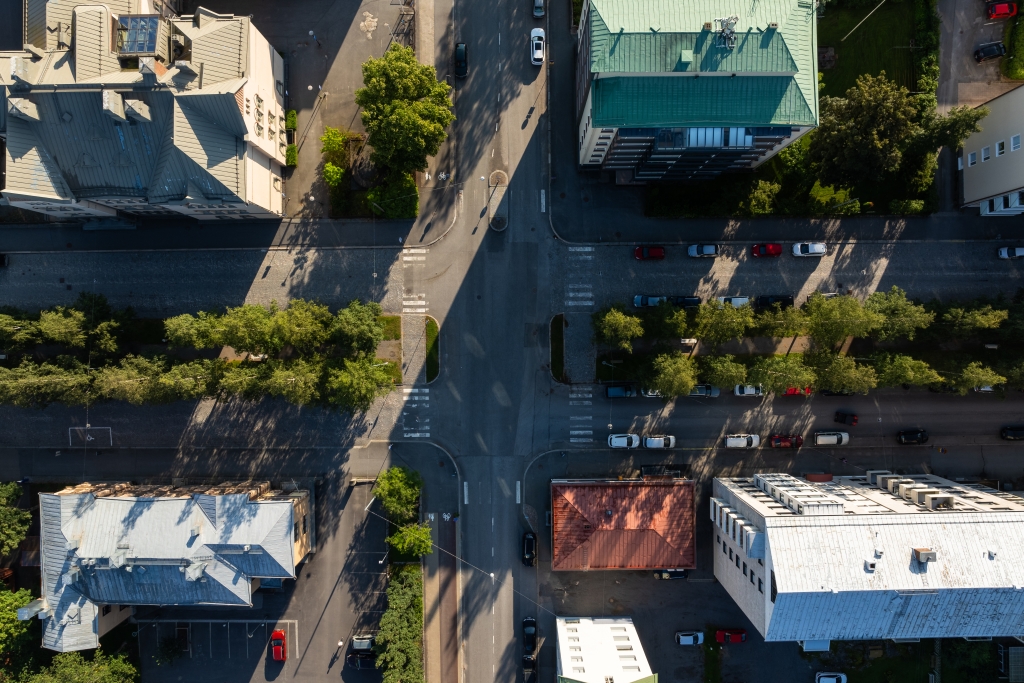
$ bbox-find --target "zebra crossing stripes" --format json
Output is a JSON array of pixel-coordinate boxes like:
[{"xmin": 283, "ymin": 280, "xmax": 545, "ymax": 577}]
[
  {"xmin": 568, "ymin": 385, "xmax": 594, "ymax": 443},
  {"xmin": 402, "ymin": 387, "xmax": 430, "ymax": 437},
  {"xmin": 403, "ymin": 294, "xmax": 428, "ymax": 313},
  {"xmin": 565, "ymin": 284, "xmax": 593, "ymax": 308},
  {"xmin": 568, "ymin": 246, "xmax": 594, "ymax": 261}
]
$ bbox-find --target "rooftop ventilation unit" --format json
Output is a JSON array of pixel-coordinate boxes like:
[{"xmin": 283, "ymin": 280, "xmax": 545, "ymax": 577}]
[
  {"xmin": 889, "ymin": 478, "xmax": 916, "ymax": 495},
  {"xmin": 768, "ymin": 21, "xmax": 779, "ymax": 29},
  {"xmin": 864, "ymin": 559, "xmax": 876, "ymax": 572},
  {"xmin": 899, "ymin": 482, "xmax": 930, "ymax": 500},
  {"xmin": 713, "ymin": 16, "xmax": 739, "ymax": 49},
  {"xmin": 925, "ymin": 494, "xmax": 954, "ymax": 510},
  {"xmin": 911, "ymin": 488, "xmax": 940, "ymax": 505},
  {"xmin": 877, "ymin": 474, "xmax": 902, "ymax": 492},
  {"xmin": 914, "ymin": 547, "xmax": 938, "ymax": 563},
  {"xmin": 865, "ymin": 470, "xmax": 892, "ymax": 486}
]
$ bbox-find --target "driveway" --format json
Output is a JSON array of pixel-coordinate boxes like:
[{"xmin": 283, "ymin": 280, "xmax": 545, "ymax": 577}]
[{"xmin": 937, "ymin": 0, "xmax": 1020, "ymax": 113}]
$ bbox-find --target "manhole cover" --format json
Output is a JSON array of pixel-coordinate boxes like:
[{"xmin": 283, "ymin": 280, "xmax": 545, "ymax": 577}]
[{"xmin": 489, "ymin": 170, "xmax": 508, "ymax": 186}]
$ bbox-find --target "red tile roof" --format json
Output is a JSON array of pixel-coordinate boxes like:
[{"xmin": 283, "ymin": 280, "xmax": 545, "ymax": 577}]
[{"xmin": 550, "ymin": 479, "xmax": 696, "ymax": 571}]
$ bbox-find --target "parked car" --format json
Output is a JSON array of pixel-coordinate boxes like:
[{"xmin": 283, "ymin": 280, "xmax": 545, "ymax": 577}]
[
  {"xmin": 897, "ymin": 429, "xmax": 929, "ymax": 445},
  {"xmin": 454, "ymin": 43, "xmax": 468, "ymax": 78},
  {"xmin": 689, "ymin": 384, "xmax": 721, "ymax": 398},
  {"xmin": 522, "ymin": 617, "xmax": 537, "ymax": 653},
  {"xmin": 608, "ymin": 433, "xmax": 640, "ymax": 449},
  {"xmin": 640, "ymin": 387, "xmax": 662, "ymax": 398},
  {"xmin": 815, "ymin": 674, "xmax": 847, "ymax": 683},
  {"xmin": 1001, "ymin": 426, "xmax": 1024, "ymax": 440},
  {"xmin": 987, "ymin": 1, "xmax": 1017, "ymax": 19},
  {"xmin": 998, "ymin": 246, "xmax": 1024, "ymax": 259},
  {"xmin": 717, "ymin": 296, "xmax": 750, "ymax": 308},
  {"xmin": 820, "ymin": 389, "xmax": 854, "ymax": 396},
  {"xmin": 725, "ymin": 434, "xmax": 760, "ymax": 448},
  {"xmin": 530, "ymin": 28, "xmax": 545, "ymax": 65},
  {"xmin": 522, "ymin": 532, "xmax": 537, "ymax": 566},
  {"xmin": 835, "ymin": 411, "xmax": 858, "ymax": 426},
  {"xmin": 814, "ymin": 431, "xmax": 850, "ymax": 446},
  {"xmin": 781, "ymin": 386, "xmax": 812, "ymax": 396},
  {"xmin": 715, "ymin": 629, "xmax": 747, "ymax": 644},
  {"xmin": 348, "ymin": 635, "xmax": 376, "ymax": 668},
  {"xmin": 687, "ymin": 243, "xmax": 720, "ymax": 258},
  {"xmin": 734, "ymin": 385, "xmax": 764, "ymax": 397},
  {"xmin": 752, "ymin": 243, "xmax": 782, "ymax": 257},
  {"xmin": 533, "ymin": 0, "xmax": 545, "ymax": 17},
  {"xmin": 756, "ymin": 295, "xmax": 794, "ymax": 310},
  {"xmin": 634, "ymin": 295, "xmax": 668, "ymax": 307},
  {"xmin": 974, "ymin": 385, "xmax": 998, "ymax": 393},
  {"xmin": 770, "ymin": 434, "xmax": 803, "ymax": 448},
  {"xmin": 643, "ymin": 435, "xmax": 676, "ymax": 448},
  {"xmin": 668, "ymin": 296, "xmax": 702, "ymax": 308},
  {"xmin": 606, "ymin": 384, "xmax": 637, "ymax": 398},
  {"xmin": 675, "ymin": 631, "xmax": 704, "ymax": 645},
  {"xmin": 0, "ymin": 254, "xmax": 7, "ymax": 267},
  {"xmin": 654, "ymin": 569, "xmax": 688, "ymax": 580},
  {"xmin": 634, "ymin": 245, "xmax": 665, "ymax": 260},
  {"xmin": 975, "ymin": 41, "xmax": 1006, "ymax": 62},
  {"xmin": 793, "ymin": 242, "xmax": 827, "ymax": 257},
  {"xmin": 270, "ymin": 629, "xmax": 287, "ymax": 661},
  {"xmin": 522, "ymin": 655, "xmax": 536, "ymax": 674}
]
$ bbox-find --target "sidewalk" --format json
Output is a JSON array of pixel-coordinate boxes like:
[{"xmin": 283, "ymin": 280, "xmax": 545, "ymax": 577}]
[
  {"xmin": 402, "ymin": 314, "xmax": 429, "ymax": 385},
  {"xmin": 423, "ymin": 515, "xmax": 459, "ymax": 683}
]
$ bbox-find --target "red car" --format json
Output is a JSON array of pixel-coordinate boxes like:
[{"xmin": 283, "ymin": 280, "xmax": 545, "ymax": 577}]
[
  {"xmin": 770, "ymin": 434, "xmax": 804, "ymax": 448},
  {"xmin": 782, "ymin": 387, "xmax": 813, "ymax": 396},
  {"xmin": 634, "ymin": 246, "xmax": 666, "ymax": 260},
  {"xmin": 752, "ymin": 243, "xmax": 782, "ymax": 257},
  {"xmin": 270, "ymin": 629, "xmax": 287, "ymax": 661},
  {"xmin": 716, "ymin": 629, "xmax": 747, "ymax": 644},
  {"xmin": 988, "ymin": 2, "xmax": 1017, "ymax": 19}
]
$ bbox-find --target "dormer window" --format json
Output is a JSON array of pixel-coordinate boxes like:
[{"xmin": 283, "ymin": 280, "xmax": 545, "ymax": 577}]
[{"xmin": 255, "ymin": 94, "xmax": 264, "ymax": 110}]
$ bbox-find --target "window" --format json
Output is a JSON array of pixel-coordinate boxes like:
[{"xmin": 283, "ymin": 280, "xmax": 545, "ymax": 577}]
[
  {"xmin": 722, "ymin": 543, "xmax": 727, "ymax": 556},
  {"xmin": 269, "ymin": 128, "xmax": 276, "ymax": 140},
  {"xmin": 729, "ymin": 548, "xmax": 733, "ymax": 560},
  {"xmin": 569, "ymin": 637, "xmax": 579, "ymax": 642},
  {"xmin": 571, "ymin": 657, "xmax": 583, "ymax": 662},
  {"xmin": 302, "ymin": 515, "xmax": 307, "ymax": 534},
  {"xmin": 256, "ymin": 123, "xmax": 264, "ymax": 138},
  {"xmin": 716, "ymin": 534, "xmax": 720, "ymax": 544},
  {"xmin": 255, "ymin": 94, "xmax": 264, "ymax": 110},
  {"xmin": 615, "ymin": 645, "xmax": 633, "ymax": 651},
  {"xmin": 618, "ymin": 656, "xmax": 635, "ymax": 661},
  {"xmin": 750, "ymin": 572, "xmax": 755, "ymax": 585},
  {"xmin": 294, "ymin": 522, "xmax": 299, "ymax": 541},
  {"xmin": 102, "ymin": 605, "xmax": 111, "ymax": 616},
  {"xmin": 622, "ymin": 667, "xmax": 641, "ymax": 672},
  {"xmin": 758, "ymin": 559, "xmax": 763, "ymax": 566},
  {"xmin": 567, "ymin": 628, "xmax": 577, "ymax": 633},
  {"xmin": 573, "ymin": 668, "xmax": 585, "ymax": 674},
  {"xmin": 743, "ymin": 562, "xmax": 747, "ymax": 576},
  {"xmin": 570, "ymin": 646, "xmax": 581, "ymax": 652},
  {"xmin": 997, "ymin": 140, "xmax": 1006, "ymax": 156},
  {"xmin": 566, "ymin": 619, "xmax": 580, "ymax": 624},
  {"xmin": 612, "ymin": 636, "xmax": 630, "ymax": 642},
  {"xmin": 982, "ymin": 146, "xmax": 991, "ymax": 161},
  {"xmin": 758, "ymin": 579, "xmax": 763, "ymax": 593},
  {"xmin": 255, "ymin": 109, "xmax": 264, "ymax": 123},
  {"xmin": 606, "ymin": 678, "xmax": 616, "ymax": 683},
  {"xmin": 735, "ymin": 555, "xmax": 740, "ymax": 569},
  {"xmin": 120, "ymin": 604, "xmax": 129, "ymax": 611},
  {"xmin": 770, "ymin": 571, "xmax": 778, "ymax": 603},
  {"xmin": 1013, "ymin": 134, "xmax": 1021, "ymax": 151},
  {"xmin": 969, "ymin": 152, "xmax": 977, "ymax": 166},
  {"xmin": 610, "ymin": 627, "xmax": 626, "ymax": 632}
]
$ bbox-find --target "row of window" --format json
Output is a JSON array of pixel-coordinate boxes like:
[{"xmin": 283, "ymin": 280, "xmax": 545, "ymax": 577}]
[
  {"xmin": 718, "ymin": 534, "xmax": 763, "ymax": 593},
  {"xmin": 967, "ymin": 134, "xmax": 1022, "ymax": 167}
]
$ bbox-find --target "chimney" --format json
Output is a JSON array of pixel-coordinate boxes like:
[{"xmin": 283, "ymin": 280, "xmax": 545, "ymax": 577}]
[
  {"xmin": 124, "ymin": 99, "xmax": 152, "ymax": 123},
  {"xmin": 9, "ymin": 56, "xmax": 28, "ymax": 82},
  {"xmin": 914, "ymin": 547, "xmax": 937, "ymax": 563},
  {"xmin": 102, "ymin": 90, "xmax": 127, "ymax": 121}
]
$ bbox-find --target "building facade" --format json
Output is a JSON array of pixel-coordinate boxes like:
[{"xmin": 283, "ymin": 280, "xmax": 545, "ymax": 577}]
[
  {"xmin": 712, "ymin": 472, "xmax": 1024, "ymax": 651},
  {"xmin": 0, "ymin": 1, "xmax": 286, "ymax": 220},
  {"xmin": 961, "ymin": 84, "xmax": 1024, "ymax": 215},
  {"xmin": 574, "ymin": 0, "xmax": 818, "ymax": 183},
  {"xmin": 23, "ymin": 481, "xmax": 312, "ymax": 652},
  {"xmin": 555, "ymin": 616, "xmax": 657, "ymax": 683}
]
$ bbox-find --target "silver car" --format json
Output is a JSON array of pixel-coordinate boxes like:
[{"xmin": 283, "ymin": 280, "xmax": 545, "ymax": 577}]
[
  {"xmin": 687, "ymin": 244, "xmax": 720, "ymax": 258},
  {"xmin": 725, "ymin": 434, "xmax": 760, "ymax": 448},
  {"xmin": 608, "ymin": 433, "xmax": 640, "ymax": 449},
  {"xmin": 533, "ymin": 0, "xmax": 545, "ymax": 17},
  {"xmin": 793, "ymin": 242, "xmax": 827, "ymax": 257},
  {"xmin": 643, "ymin": 435, "xmax": 676, "ymax": 449},
  {"xmin": 530, "ymin": 28, "xmax": 545, "ymax": 65},
  {"xmin": 675, "ymin": 631, "xmax": 704, "ymax": 645},
  {"xmin": 998, "ymin": 246, "xmax": 1024, "ymax": 259},
  {"xmin": 733, "ymin": 384, "xmax": 763, "ymax": 397}
]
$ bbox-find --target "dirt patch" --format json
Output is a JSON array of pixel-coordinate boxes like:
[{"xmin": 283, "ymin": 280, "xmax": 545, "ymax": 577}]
[{"xmin": 376, "ymin": 339, "xmax": 402, "ymax": 363}]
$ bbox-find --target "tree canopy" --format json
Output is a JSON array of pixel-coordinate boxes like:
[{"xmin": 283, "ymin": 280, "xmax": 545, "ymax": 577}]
[
  {"xmin": 808, "ymin": 352, "xmax": 877, "ymax": 394},
  {"xmin": 748, "ymin": 355, "xmax": 816, "ymax": 394},
  {"xmin": 804, "ymin": 293, "xmax": 883, "ymax": 349},
  {"xmin": 18, "ymin": 650, "xmax": 137, "ymax": 683},
  {"xmin": 387, "ymin": 522, "xmax": 433, "ymax": 556},
  {"xmin": 693, "ymin": 301, "xmax": 755, "ymax": 348},
  {"xmin": 865, "ymin": 286, "xmax": 934, "ymax": 341},
  {"xmin": 0, "ymin": 482, "xmax": 30, "ymax": 559},
  {"xmin": 374, "ymin": 466, "xmax": 424, "ymax": 524},
  {"xmin": 647, "ymin": 353, "xmax": 698, "ymax": 398},
  {"xmin": 592, "ymin": 308, "xmax": 644, "ymax": 353},
  {"xmin": 698, "ymin": 355, "xmax": 747, "ymax": 388}
]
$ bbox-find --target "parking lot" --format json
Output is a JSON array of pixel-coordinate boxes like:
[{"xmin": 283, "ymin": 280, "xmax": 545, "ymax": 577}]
[
  {"xmin": 136, "ymin": 620, "xmax": 300, "ymax": 676},
  {"xmin": 938, "ymin": 0, "xmax": 1021, "ymax": 111}
]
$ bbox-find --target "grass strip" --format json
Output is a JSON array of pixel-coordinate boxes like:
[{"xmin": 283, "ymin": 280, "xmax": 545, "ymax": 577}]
[
  {"xmin": 425, "ymin": 317, "xmax": 439, "ymax": 383},
  {"xmin": 380, "ymin": 315, "xmax": 402, "ymax": 341}
]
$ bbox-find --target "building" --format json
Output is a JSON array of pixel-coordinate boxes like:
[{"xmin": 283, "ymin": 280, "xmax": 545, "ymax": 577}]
[
  {"xmin": 554, "ymin": 616, "xmax": 657, "ymax": 683},
  {"xmin": 23, "ymin": 481, "xmax": 312, "ymax": 652},
  {"xmin": 712, "ymin": 472, "xmax": 1024, "ymax": 650},
  {"xmin": 960, "ymin": 85, "xmax": 1024, "ymax": 215},
  {"xmin": 550, "ymin": 478, "xmax": 695, "ymax": 571},
  {"xmin": 0, "ymin": 1, "xmax": 287, "ymax": 221},
  {"xmin": 574, "ymin": 0, "xmax": 818, "ymax": 183}
]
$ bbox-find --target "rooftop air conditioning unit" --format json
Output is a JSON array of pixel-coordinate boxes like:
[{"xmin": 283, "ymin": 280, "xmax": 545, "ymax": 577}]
[
  {"xmin": 925, "ymin": 494, "xmax": 954, "ymax": 510},
  {"xmin": 866, "ymin": 470, "xmax": 892, "ymax": 486},
  {"xmin": 911, "ymin": 489, "xmax": 940, "ymax": 505},
  {"xmin": 864, "ymin": 560, "xmax": 877, "ymax": 572},
  {"xmin": 889, "ymin": 479, "xmax": 916, "ymax": 495},
  {"xmin": 914, "ymin": 548, "xmax": 938, "ymax": 563},
  {"xmin": 877, "ymin": 474, "xmax": 901, "ymax": 492}
]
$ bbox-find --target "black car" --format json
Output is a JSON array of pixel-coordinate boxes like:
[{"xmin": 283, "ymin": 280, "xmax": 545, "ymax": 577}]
[
  {"xmin": 606, "ymin": 384, "xmax": 637, "ymax": 398},
  {"xmin": 347, "ymin": 652, "xmax": 376, "ymax": 669},
  {"xmin": 820, "ymin": 389, "xmax": 854, "ymax": 397},
  {"xmin": 522, "ymin": 532, "xmax": 537, "ymax": 566},
  {"xmin": 522, "ymin": 654, "xmax": 536, "ymax": 674},
  {"xmin": 454, "ymin": 43, "xmax": 468, "ymax": 77},
  {"xmin": 0, "ymin": 254, "xmax": 8, "ymax": 267},
  {"xmin": 668, "ymin": 296, "xmax": 702, "ymax": 308},
  {"xmin": 522, "ymin": 617, "xmax": 537, "ymax": 653},
  {"xmin": 756, "ymin": 295, "xmax": 794, "ymax": 310},
  {"xmin": 1001, "ymin": 426, "xmax": 1024, "ymax": 440},
  {"xmin": 975, "ymin": 41, "xmax": 1007, "ymax": 62},
  {"xmin": 897, "ymin": 429, "xmax": 929, "ymax": 445},
  {"xmin": 835, "ymin": 411, "xmax": 858, "ymax": 426}
]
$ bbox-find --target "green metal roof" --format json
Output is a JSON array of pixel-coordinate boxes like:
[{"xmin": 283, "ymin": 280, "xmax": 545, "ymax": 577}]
[{"xmin": 590, "ymin": 75, "xmax": 816, "ymax": 128}]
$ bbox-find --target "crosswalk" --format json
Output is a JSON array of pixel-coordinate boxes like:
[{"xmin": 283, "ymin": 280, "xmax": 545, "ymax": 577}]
[
  {"xmin": 401, "ymin": 387, "xmax": 431, "ymax": 438},
  {"xmin": 567, "ymin": 385, "xmax": 594, "ymax": 443},
  {"xmin": 403, "ymin": 248, "xmax": 428, "ymax": 263},
  {"xmin": 403, "ymin": 294, "xmax": 428, "ymax": 314},
  {"xmin": 568, "ymin": 246, "xmax": 594, "ymax": 261},
  {"xmin": 565, "ymin": 284, "xmax": 593, "ymax": 309}
]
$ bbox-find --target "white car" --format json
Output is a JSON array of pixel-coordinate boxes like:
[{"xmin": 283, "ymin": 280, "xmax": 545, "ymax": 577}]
[
  {"xmin": 733, "ymin": 384, "xmax": 763, "ymax": 397},
  {"xmin": 643, "ymin": 435, "xmax": 676, "ymax": 449},
  {"xmin": 530, "ymin": 28, "xmax": 545, "ymax": 65},
  {"xmin": 717, "ymin": 296, "xmax": 750, "ymax": 308},
  {"xmin": 687, "ymin": 244, "xmax": 720, "ymax": 258},
  {"xmin": 725, "ymin": 434, "xmax": 760, "ymax": 448},
  {"xmin": 608, "ymin": 433, "xmax": 640, "ymax": 449},
  {"xmin": 998, "ymin": 247, "xmax": 1024, "ymax": 259},
  {"xmin": 675, "ymin": 631, "xmax": 704, "ymax": 646},
  {"xmin": 813, "ymin": 431, "xmax": 850, "ymax": 446},
  {"xmin": 815, "ymin": 674, "xmax": 847, "ymax": 683},
  {"xmin": 793, "ymin": 242, "xmax": 827, "ymax": 257}
]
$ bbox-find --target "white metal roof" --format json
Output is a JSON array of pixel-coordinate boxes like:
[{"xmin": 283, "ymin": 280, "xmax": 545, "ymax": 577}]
[{"xmin": 555, "ymin": 617, "xmax": 654, "ymax": 683}]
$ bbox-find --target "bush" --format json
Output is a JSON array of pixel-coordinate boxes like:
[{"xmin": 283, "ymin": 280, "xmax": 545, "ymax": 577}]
[
  {"xmin": 376, "ymin": 565, "xmax": 423, "ymax": 683},
  {"xmin": 323, "ymin": 162, "xmax": 343, "ymax": 187},
  {"xmin": 889, "ymin": 199, "xmax": 925, "ymax": 215},
  {"xmin": 320, "ymin": 127, "xmax": 350, "ymax": 167},
  {"xmin": 286, "ymin": 144, "xmax": 297, "ymax": 167},
  {"xmin": 746, "ymin": 180, "xmax": 780, "ymax": 216},
  {"xmin": 374, "ymin": 466, "xmax": 424, "ymax": 523},
  {"xmin": 366, "ymin": 172, "xmax": 419, "ymax": 219},
  {"xmin": 1003, "ymin": 15, "xmax": 1024, "ymax": 80},
  {"xmin": 285, "ymin": 109, "xmax": 297, "ymax": 130}
]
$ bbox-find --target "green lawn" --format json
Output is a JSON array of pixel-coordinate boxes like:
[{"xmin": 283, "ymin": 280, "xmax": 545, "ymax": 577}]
[
  {"xmin": 380, "ymin": 315, "xmax": 402, "ymax": 341},
  {"xmin": 425, "ymin": 317, "xmax": 439, "ymax": 382},
  {"xmin": 381, "ymin": 360, "xmax": 402, "ymax": 384},
  {"xmin": 550, "ymin": 315, "xmax": 566, "ymax": 382},
  {"xmin": 817, "ymin": 1, "xmax": 918, "ymax": 97}
]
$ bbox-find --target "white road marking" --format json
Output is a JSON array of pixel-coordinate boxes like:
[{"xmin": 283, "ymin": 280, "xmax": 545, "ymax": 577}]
[
  {"xmin": 516, "ymin": 481, "xmax": 521, "ymax": 504},
  {"xmin": 403, "ymin": 300, "xmax": 428, "ymax": 306},
  {"xmin": 570, "ymin": 415, "xmax": 593, "ymax": 420},
  {"xmin": 464, "ymin": 482, "xmax": 469, "ymax": 504},
  {"xmin": 541, "ymin": 190, "xmax": 546, "ymax": 213},
  {"xmin": 568, "ymin": 247, "xmax": 594, "ymax": 252},
  {"xmin": 570, "ymin": 430, "xmax": 593, "ymax": 436},
  {"xmin": 403, "ymin": 432, "xmax": 430, "ymax": 438},
  {"xmin": 403, "ymin": 307, "xmax": 429, "ymax": 313},
  {"xmin": 569, "ymin": 400, "xmax": 592, "ymax": 406},
  {"xmin": 566, "ymin": 292, "xmax": 591, "ymax": 298},
  {"xmin": 569, "ymin": 392, "xmax": 592, "ymax": 398},
  {"xmin": 565, "ymin": 301, "xmax": 594, "ymax": 306},
  {"xmin": 403, "ymin": 256, "xmax": 427, "ymax": 261},
  {"xmin": 404, "ymin": 248, "xmax": 428, "ymax": 253},
  {"xmin": 403, "ymin": 388, "xmax": 429, "ymax": 393},
  {"xmin": 570, "ymin": 438, "xmax": 593, "ymax": 443}
]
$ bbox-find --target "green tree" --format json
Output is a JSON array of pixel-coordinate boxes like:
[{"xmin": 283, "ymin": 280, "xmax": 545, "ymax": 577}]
[
  {"xmin": 19, "ymin": 650, "xmax": 138, "ymax": 683},
  {"xmin": 387, "ymin": 523, "xmax": 433, "ymax": 556},
  {"xmin": 641, "ymin": 301, "xmax": 688, "ymax": 340},
  {"xmin": 804, "ymin": 293, "xmax": 883, "ymax": 349},
  {"xmin": 375, "ymin": 565, "xmax": 424, "ymax": 683},
  {"xmin": 275, "ymin": 300, "xmax": 334, "ymax": 355},
  {"xmin": 324, "ymin": 357, "xmax": 393, "ymax": 411},
  {"xmin": 808, "ymin": 352, "xmax": 877, "ymax": 394},
  {"xmin": 746, "ymin": 180, "xmax": 781, "ymax": 216},
  {"xmin": 88, "ymin": 321, "xmax": 121, "ymax": 356},
  {"xmin": 0, "ymin": 314, "xmax": 38, "ymax": 351},
  {"xmin": 873, "ymin": 353, "xmax": 943, "ymax": 387},
  {"xmin": 0, "ymin": 482, "xmax": 31, "ymax": 557},
  {"xmin": 693, "ymin": 301, "xmax": 754, "ymax": 348},
  {"xmin": 355, "ymin": 44, "xmax": 455, "ymax": 173},
  {"xmin": 808, "ymin": 73, "xmax": 920, "ymax": 188},
  {"xmin": 94, "ymin": 355, "xmax": 169, "ymax": 405},
  {"xmin": 218, "ymin": 362, "xmax": 269, "ymax": 400},
  {"xmin": 322, "ymin": 162, "xmax": 344, "ymax": 188},
  {"xmin": 219, "ymin": 304, "xmax": 282, "ymax": 356},
  {"xmin": 333, "ymin": 300, "xmax": 386, "ymax": 356},
  {"xmin": 754, "ymin": 304, "xmax": 806, "ymax": 338},
  {"xmin": 923, "ymin": 105, "xmax": 988, "ymax": 151},
  {"xmin": 942, "ymin": 305, "xmax": 1008, "ymax": 338},
  {"xmin": 865, "ymin": 286, "xmax": 934, "ymax": 341},
  {"xmin": 156, "ymin": 359, "xmax": 224, "ymax": 400},
  {"xmin": 648, "ymin": 352, "xmax": 698, "ymax": 398},
  {"xmin": 0, "ymin": 588, "xmax": 33, "ymax": 668},
  {"xmin": 37, "ymin": 307, "xmax": 87, "ymax": 348},
  {"xmin": 164, "ymin": 312, "xmax": 219, "ymax": 349},
  {"xmin": 698, "ymin": 355, "xmax": 747, "ymax": 388},
  {"xmin": 264, "ymin": 359, "xmax": 323, "ymax": 406},
  {"xmin": 374, "ymin": 466, "xmax": 424, "ymax": 523},
  {"xmin": 748, "ymin": 355, "xmax": 816, "ymax": 394},
  {"xmin": 0, "ymin": 358, "xmax": 93, "ymax": 408},
  {"xmin": 592, "ymin": 307, "xmax": 644, "ymax": 353},
  {"xmin": 952, "ymin": 362, "xmax": 1005, "ymax": 395},
  {"xmin": 366, "ymin": 172, "xmax": 419, "ymax": 219},
  {"xmin": 320, "ymin": 127, "xmax": 350, "ymax": 166}
]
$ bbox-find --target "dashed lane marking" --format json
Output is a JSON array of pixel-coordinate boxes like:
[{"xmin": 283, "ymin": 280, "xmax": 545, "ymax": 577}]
[{"xmin": 569, "ymin": 400, "xmax": 592, "ymax": 406}]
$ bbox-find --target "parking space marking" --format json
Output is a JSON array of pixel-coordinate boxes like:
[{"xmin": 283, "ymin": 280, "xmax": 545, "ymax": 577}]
[{"xmin": 135, "ymin": 619, "xmax": 298, "ymax": 661}]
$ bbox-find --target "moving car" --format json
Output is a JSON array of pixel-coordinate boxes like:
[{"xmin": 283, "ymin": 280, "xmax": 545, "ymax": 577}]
[
  {"xmin": 454, "ymin": 43, "xmax": 468, "ymax": 78},
  {"xmin": 782, "ymin": 386, "xmax": 812, "ymax": 396},
  {"xmin": 522, "ymin": 617, "xmax": 537, "ymax": 653},
  {"xmin": 634, "ymin": 245, "xmax": 665, "ymax": 260},
  {"xmin": 987, "ymin": 1, "xmax": 1017, "ymax": 19},
  {"xmin": 770, "ymin": 434, "xmax": 803, "ymax": 448},
  {"xmin": 348, "ymin": 635, "xmax": 377, "ymax": 669},
  {"xmin": 897, "ymin": 429, "xmax": 929, "ymax": 444},
  {"xmin": 522, "ymin": 532, "xmax": 537, "ymax": 566},
  {"xmin": 835, "ymin": 411, "xmax": 858, "ymax": 426},
  {"xmin": 608, "ymin": 433, "xmax": 640, "ymax": 449},
  {"xmin": 530, "ymin": 28, "xmax": 545, "ymax": 65},
  {"xmin": 533, "ymin": 0, "xmax": 545, "ymax": 17},
  {"xmin": 814, "ymin": 431, "xmax": 850, "ymax": 446},
  {"xmin": 715, "ymin": 629, "xmax": 747, "ymax": 644},
  {"xmin": 815, "ymin": 675, "xmax": 848, "ymax": 683},
  {"xmin": 606, "ymin": 384, "xmax": 637, "ymax": 398},
  {"xmin": 717, "ymin": 296, "xmax": 750, "ymax": 308},
  {"xmin": 689, "ymin": 384, "xmax": 721, "ymax": 398},
  {"xmin": 756, "ymin": 295, "xmax": 794, "ymax": 310},
  {"xmin": 653, "ymin": 569, "xmax": 688, "ymax": 579},
  {"xmin": 634, "ymin": 295, "xmax": 668, "ymax": 307},
  {"xmin": 1001, "ymin": 426, "xmax": 1024, "ymax": 440},
  {"xmin": 998, "ymin": 246, "xmax": 1024, "ymax": 259},
  {"xmin": 270, "ymin": 629, "xmax": 287, "ymax": 661},
  {"xmin": 734, "ymin": 385, "xmax": 764, "ymax": 397},
  {"xmin": 752, "ymin": 243, "xmax": 782, "ymax": 257},
  {"xmin": 725, "ymin": 434, "xmax": 760, "ymax": 448},
  {"xmin": 687, "ymin": 243, "xmax": 720, "ymax": 258},
  {"xmin": 643, "ymin": 435, "xmax": 676, "ymax": 449},
  {"xmin": 675, "ymin": 631, "xmax": 704, "ymax": 645},
  {"xmin": 975, "ymin": 41, "xmax": 1006, "ymax": 62},
  {"xmin": 793, "ymin": 242, "xmax": 827, "ymax": 257},
  {"xmin": 668, "ymin": 296, "xmax": 702, "ymax": 308}
]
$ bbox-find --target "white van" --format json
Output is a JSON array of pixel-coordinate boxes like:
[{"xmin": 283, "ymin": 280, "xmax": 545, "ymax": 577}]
[
  {"xmin": 725, "ymin": 434, "xmax": 760, "ymax": 448},
  {"xmin": 814, "ymin": 431, "xmax": 850, "ymax": 446}
]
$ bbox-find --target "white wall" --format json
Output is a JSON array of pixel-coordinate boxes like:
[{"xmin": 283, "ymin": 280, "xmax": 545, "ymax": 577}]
[
  {"xmin": 963, "ymin": 85, "xmax": 1024, "ymax": 206},
  {"xmin": 244, "ymin": 21, "xmax": 287, "ymax": 166}
]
